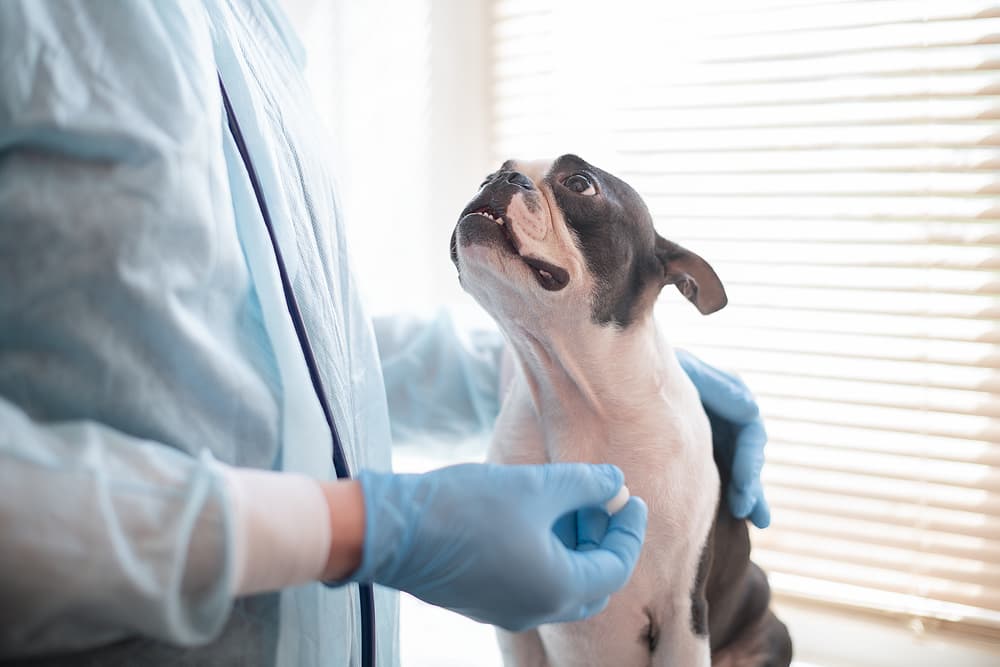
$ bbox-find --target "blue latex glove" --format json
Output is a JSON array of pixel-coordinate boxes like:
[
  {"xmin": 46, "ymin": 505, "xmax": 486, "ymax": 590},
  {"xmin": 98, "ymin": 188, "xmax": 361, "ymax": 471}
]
[
  {"xmin": 677, "ymin": 350, "xmax": 771, "ymax": 529},
  {"xmin": 349, "ymin": 463, "xmax": 647, "ymax": 631}
]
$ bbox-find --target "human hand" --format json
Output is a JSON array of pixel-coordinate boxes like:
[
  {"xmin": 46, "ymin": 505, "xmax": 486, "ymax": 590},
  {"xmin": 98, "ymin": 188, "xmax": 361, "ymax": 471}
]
[
  {"xmin": 346, "ymin": 463, "xmax": 647, "ymax": 631},
  {"xmin": 676, "ymin": 349, "xmax": 771, "ymax": 528}
]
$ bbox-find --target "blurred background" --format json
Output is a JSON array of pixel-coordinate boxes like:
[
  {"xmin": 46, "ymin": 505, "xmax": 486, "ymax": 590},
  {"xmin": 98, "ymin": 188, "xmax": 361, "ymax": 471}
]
[{"xmin": 286, "ymin": 1, "xmax": 1000, "ymax": 665}]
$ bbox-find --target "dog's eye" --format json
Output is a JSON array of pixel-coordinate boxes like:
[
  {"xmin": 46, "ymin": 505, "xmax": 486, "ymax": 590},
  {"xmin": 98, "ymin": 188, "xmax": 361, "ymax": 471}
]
[{"xmin": 563, "ymin": 173, "xmax": 596, "ymax": 196}]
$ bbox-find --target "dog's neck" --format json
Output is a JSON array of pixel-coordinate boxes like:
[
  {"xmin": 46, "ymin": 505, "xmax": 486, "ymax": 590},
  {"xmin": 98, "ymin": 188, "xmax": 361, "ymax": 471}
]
[{"xmin": 502, "ymin": 311, "xmax": 691, "ymax": 461}]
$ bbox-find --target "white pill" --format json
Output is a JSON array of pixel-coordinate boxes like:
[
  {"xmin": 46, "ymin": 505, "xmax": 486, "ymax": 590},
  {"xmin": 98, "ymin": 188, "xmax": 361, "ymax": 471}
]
[{"xmin": 605, "ymin": 485, "xmax": 631, "ymax": 515}]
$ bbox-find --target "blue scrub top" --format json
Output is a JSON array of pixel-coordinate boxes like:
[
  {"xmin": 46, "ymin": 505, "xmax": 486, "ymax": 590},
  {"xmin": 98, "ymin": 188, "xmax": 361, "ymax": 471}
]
[{"xmin": 0, "ymin": 0, "xmax": 504, "ymax": 664}]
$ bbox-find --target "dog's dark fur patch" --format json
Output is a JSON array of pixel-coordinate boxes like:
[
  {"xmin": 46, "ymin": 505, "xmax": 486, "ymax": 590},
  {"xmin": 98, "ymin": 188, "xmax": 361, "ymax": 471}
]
[
  {"xmin": 641, "ymin": 609, "xmax": 660, "ymax": 653},
  {"xmin": 545, "ymin": 155, "xmax": 662, "ymax": 327},
  {"xmin": 701, "ymin": 446, "xmax": 792, "ymax": 665},
  {"xmin": 455, "ymin": 214, "xmax": 508, "ymax": 252},
  {"xmin": 690, "ymin": 528, "xmax": 714, "ymax": 637}
]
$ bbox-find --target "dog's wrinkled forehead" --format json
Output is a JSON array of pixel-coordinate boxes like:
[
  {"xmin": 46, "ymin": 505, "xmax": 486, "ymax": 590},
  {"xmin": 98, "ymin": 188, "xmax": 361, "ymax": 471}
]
[
  {"xmin": 508, "ymin": 155, "xmax": 652, "ymax": 222},
  {"xmin": 533, "ymin": 154, "xmax": 662, "ymax": 326}
]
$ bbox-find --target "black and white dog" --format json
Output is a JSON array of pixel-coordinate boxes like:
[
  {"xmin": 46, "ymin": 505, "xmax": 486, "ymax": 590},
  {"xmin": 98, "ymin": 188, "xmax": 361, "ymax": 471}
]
[{"xmin": 450, "ymin": 155, "xmax": 792, "ymax": 667}]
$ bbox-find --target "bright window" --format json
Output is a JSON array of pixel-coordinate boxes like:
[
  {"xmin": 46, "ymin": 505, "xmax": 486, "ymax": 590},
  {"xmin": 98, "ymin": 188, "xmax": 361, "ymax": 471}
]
[
  {"xmin": 491, "ymin": 0, "xmax": 1000, "ymax": 644},
  {"xmin": 294, "ymin": 0, "xmax": 1000, "ymax": 663}
]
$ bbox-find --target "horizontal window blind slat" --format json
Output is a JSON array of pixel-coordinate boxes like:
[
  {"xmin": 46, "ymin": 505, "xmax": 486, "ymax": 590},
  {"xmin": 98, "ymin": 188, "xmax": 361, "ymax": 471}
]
[
  {"xmin": 627, "ymin": 73, "xmax": 1000, "ymax": 110},
  {"xmin": 767, "ymin": 442, "xmax": 1000, "ymax": 490},
  {"xmin": 648, "ymin": 35, "xmax": 1000, "ymax": 72},
  {"xmin": 759, "ymin": 397, "xmax": 1000, "ymax": 442},
  {"xmin": 755, "ymin": 555, "xmax": 1000, "ymax": 610},
  {"xmin": 623, "ymin": 47, "xmax": 1000, "ymax": 87},
  {"xmin": 614, "ymin": 123, "xmax": 1000, "ymax": 151},
  {"xmin": 657, "ymin": 18, "xmax": 1000, "ymax": 64},
  {"xmin": 761, "ymin": 524, "xmax": 1000, "ymax": 573},
  {"xmin": 672, "ymin": 304, "xmax": 1000, "ymax": 344},
  {"xmin": 634, "ymin": 172, "xmax": 1000, "ymax": 196},
  {"xmin": 769, "ymin": 509, "xmax": 1000, "ymax": 563},
  {"xmin": 754, "ymin": 532, "xmax": 1000, "ymax": 588},
  {"xmin": 696, "ymin": 270, "xmax": 1000, "ymax": 301},
  {"xmin": 493, "ymin": 16, "xmax": 551, "ymax": 36},
  {"xmin": 643, "ymin": 0, "xmax": 1000, "ymax": 35},
  {"xmin": 769, "ymin": 571, "xmax": 1000, "ymax": 632},
  {"xmin": 720, "ymin": 280, "xmax": 997, "ymax": 298},
  {"xmin": 619, "ymin": 98, "xmax": 1000, "ymax": 132},
  {"xmin": 664, "ymin": 285, "xmax": 1000, "ymax": 320},
  {"xmin": 672, "ymin": 298, "xmax": 1000, "ymax": 325},
  {"xmin": 675, "ymin": 325, "xmax": 999, "ymax": 369},
  {"xmin": 765, "ymin": 486, "xmax": 1000, "ymax": 542},
  {"xmin": 656, "ymin": 219, "xmax": 999, "ymax": 245},
  {"xmin": 681, "ymin": 246, "xmax": 1000, "ymax": 272},
  {"xmin": 647, "ymin": 195, "xmax": 1000, "ymax": 220},
  {"xmin": 765, "ymin": 420, "xmax": 1000, "ymax": 466},
  {"xmin": 763, "ymin": 463, "xmax": 1000, "ymax": 515},
  {"xmin": 754, "ymin": 550, "xmax": 1000, "ymax": 612},
  {"xmin": 674, "ymin": 321, "xmax": 1000, "ymax": 364},
  {"xmin": 621, "ymin": 149, "xmax": 1000, "ymax": 173},
  {"xmin": 492, "ymin": 28, "xmax": 552, "ymax": 50},
  {"xmin": 492, "ymin": 60, "xmax": 553, "ymax": 81},
  {"xmin": 492, "ymin": 1, "xmax": 550, "ymax": 20},
  {"xmin": 747, "ymin": 375, "xmax": 1000, "ymax": 419},
  {"xmin": 753, "ymin": 550, "xmax": 1000, "ymax": 611},
  {"xmin": 498, "ymin": 87, "xmax": 1000, "ymax": 114},
  {"xmin": 669, "ymin": 346, "xmax": 1000, "ymax": 394}
]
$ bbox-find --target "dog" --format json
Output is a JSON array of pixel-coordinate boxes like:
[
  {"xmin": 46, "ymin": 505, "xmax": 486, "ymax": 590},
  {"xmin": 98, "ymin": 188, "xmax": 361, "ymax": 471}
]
[{"xmin": 450, "ymin": 155, "xmax": 792, "ymax": 667}]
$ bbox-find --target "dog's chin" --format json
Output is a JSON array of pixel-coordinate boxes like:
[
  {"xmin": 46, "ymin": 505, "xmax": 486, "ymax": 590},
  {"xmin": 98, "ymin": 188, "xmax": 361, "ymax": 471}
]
[{"xmin": 456, "ymin": 213, "xmax": 569, "ymax": 292}]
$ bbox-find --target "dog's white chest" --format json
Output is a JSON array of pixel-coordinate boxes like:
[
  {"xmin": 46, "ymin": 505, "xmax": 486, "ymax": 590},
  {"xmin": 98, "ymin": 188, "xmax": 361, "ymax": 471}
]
[{"xmin": 489, "ymin": 348, "xmax": 719, "ymax": 667}]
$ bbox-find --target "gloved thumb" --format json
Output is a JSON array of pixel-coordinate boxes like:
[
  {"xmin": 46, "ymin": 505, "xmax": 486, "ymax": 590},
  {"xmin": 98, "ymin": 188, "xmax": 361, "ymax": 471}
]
[
  {"xmin": 542, "ymin": 463, "xmax": 624, "ymax": 517},
  {"xmin": 559, "ymin": 496, "xmax": 648, "ymax": 617}
]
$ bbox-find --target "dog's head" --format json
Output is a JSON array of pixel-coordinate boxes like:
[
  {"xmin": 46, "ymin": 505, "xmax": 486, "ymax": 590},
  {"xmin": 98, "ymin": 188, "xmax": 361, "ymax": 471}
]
[{"xmin": 450, "ymin": 154, "xmax": 726, "ymax": 330}]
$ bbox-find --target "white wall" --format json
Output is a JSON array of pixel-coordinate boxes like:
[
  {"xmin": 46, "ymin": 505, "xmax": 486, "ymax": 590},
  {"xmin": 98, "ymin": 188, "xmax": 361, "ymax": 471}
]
[{"xmin": 289, "ymin": 0, "xmax": 494, "ymax": 317}]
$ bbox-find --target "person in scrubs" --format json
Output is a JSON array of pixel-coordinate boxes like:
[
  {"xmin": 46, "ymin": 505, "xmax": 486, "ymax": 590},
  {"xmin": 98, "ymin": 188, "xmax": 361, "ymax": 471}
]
[{"xmin": 0, "ymin": 2, "xmax": 771, "ymax": 665}]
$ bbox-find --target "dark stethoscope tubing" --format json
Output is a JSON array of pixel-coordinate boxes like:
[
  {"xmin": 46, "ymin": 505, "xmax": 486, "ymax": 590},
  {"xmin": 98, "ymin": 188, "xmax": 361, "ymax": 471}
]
[{"xmin": 219, "ymin": 75, "xmax": 377, "ymax": 667}]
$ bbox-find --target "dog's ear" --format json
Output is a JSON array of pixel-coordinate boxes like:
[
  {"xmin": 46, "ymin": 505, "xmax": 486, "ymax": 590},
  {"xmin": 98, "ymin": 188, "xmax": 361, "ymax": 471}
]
[{"xmin": 654, "ymin": 235, "xmax": 727, "ymax": 315}]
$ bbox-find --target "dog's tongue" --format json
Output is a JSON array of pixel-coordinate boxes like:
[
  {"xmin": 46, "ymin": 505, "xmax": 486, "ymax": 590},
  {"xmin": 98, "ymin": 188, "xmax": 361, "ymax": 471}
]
[{"xmin": 521, "ymin": 255, "xmax": 569, "ymax": 291}]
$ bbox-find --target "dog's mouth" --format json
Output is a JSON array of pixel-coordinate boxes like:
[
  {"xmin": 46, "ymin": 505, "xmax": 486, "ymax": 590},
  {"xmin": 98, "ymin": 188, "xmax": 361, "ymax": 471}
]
[{"xmin": 459, "ymin": 205, "xmax": 569, "ymax": 292}]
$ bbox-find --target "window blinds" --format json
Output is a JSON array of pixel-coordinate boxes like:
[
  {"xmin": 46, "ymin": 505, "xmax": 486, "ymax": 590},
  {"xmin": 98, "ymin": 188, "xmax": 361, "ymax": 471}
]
[{"xmin": 491, "ymin": 0, "xmax": 1000, "ymax": 639}]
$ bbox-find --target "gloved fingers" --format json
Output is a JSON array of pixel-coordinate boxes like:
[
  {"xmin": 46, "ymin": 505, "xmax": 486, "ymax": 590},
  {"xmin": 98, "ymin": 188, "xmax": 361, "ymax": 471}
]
[
  {"xmin": 747, "ymin": 487, "xmax": 772, "ymax": 529},
  {"xmin": 564, "ymin": 497, "xmax": 647, "ymax": 599},
  {"xmin": 727, "ymin": 419, "xmax": 767, "ymax": 517},
  {"xmin": 727, "ymin": 477, "xmax": 771, "ymax": 528},
  {"xmin": 553, "ymin": 511, "xmax": 578, "ymax": 549},
  {"xmin": 677, "ymin": 350, "xmax": 759, "ymax": 424},
  {"xmin": 541, "ymin": 463, "xmax": 624, "ymax": 517},
  {"xmin": 575, "ymin": 506, "xmax": 610, "ymax": 552}
]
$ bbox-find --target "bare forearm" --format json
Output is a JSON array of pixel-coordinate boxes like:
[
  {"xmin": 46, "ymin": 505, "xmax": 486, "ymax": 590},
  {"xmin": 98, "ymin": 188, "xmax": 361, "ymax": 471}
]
[{"xmin": 319, "ymin": 480, "xmax": 365, "ymax": 580}]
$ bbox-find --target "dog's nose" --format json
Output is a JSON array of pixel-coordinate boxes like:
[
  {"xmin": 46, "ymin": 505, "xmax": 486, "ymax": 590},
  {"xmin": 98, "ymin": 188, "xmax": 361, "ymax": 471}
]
[{"xmin": 505, "ymin": 171, "xmax": 535, "ymax": 190}]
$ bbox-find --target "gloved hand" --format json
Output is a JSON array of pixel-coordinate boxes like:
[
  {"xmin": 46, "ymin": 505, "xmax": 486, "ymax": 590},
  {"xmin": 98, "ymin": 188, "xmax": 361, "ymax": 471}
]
[
  {"xmin": 347, "ymin": 462, "xmax": 647, "ymax": 631},
  {"xmin": 676, "ymin": 349, "xmax": 771, "ymax": 528}
]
